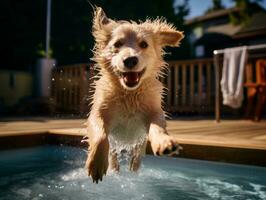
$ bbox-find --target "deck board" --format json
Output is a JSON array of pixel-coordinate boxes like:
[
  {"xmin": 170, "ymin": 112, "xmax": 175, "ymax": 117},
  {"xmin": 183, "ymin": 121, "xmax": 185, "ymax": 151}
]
[
  {"xmin": 0, "ymin": 118, "xmax": 266, "ymax": 150},
  {"xmin": 167, "ymin": 120, "xmax": 266, "ymax": 150}
]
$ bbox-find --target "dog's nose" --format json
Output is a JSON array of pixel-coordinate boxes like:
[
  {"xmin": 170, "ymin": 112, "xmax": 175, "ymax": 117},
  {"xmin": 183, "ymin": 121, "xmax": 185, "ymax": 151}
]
[{"xmin": 123, "ymin": 56, "xmax": 138, "ymax": 69}]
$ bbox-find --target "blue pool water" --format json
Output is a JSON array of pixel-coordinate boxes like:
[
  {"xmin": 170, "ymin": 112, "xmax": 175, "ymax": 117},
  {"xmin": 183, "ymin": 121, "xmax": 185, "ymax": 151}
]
[{"xmin": 0, "ymin": 145, "xmax": 265, "ymax": 200}]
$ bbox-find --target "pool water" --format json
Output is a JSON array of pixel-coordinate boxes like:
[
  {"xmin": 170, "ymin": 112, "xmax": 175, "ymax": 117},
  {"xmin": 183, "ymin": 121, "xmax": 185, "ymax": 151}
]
[{"xmin": 0, "ymin": 146, "xmax": 265, "ymax": 200}]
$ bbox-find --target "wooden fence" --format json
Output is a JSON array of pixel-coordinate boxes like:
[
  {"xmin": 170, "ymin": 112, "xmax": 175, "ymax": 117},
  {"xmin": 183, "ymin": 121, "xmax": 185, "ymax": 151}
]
[{"xmin": 52, "ymin": 59, "xmax": 215, "ymax": 114}]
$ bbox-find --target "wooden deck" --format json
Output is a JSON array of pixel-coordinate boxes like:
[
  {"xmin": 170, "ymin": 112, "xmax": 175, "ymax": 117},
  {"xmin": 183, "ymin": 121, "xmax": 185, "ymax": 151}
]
[
  {"xmin": 0, "ymin": 118, "xmax": 85, "ymax": 137},
  {"xmin": 0, "ymin": 118, "xmax": 266, "ymax": 165},
  {"xmin": 167, "ymin": 120, "xmax": 266, "ymax": 150}
]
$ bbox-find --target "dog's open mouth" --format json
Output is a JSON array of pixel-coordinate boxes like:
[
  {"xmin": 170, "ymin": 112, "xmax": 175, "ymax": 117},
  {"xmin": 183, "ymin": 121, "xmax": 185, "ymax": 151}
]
[{"xmin": 120, "ymin": 69, "xmax": 145, "ymax": 88}]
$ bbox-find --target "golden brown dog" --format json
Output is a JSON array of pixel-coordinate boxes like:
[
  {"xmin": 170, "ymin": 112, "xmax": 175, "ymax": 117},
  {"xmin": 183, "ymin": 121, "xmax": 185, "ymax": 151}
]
[{"xmin": 85, "ymin": 7, "xmax": 184, "ymax": 183}]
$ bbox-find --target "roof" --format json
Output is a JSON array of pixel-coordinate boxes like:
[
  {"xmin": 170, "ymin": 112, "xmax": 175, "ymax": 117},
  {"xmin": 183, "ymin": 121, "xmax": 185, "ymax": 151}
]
[
  {"xmin": 206, "ymin": 23, "xmax": 242, "ymax": 36},
  {"xmin": 205, "ymin": 11, "xmax": 266, "ymax": 38},
  {"xmin": 234, "ymin": 12, "xmax": 266, "ymax": 38},
  {"xmin": 185, "ymin": 7, "xmax": 241, "ymax": 25},
  {"xmin": 188, "ymin": 7, "xmax": 266, "ymax": 39}
]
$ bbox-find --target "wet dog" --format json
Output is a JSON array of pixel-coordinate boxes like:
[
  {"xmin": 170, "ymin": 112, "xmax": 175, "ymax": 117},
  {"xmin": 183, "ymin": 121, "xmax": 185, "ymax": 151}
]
[{"xmin": 85, "ymin": 7, "xmax": 184, "ymax": 183}]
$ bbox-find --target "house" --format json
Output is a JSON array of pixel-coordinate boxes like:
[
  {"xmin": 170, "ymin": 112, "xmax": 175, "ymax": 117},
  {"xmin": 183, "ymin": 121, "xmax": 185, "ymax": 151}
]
[
  {"xmin": 185, "ymin": 6, "xmax": 266, "ymax": 58},
  {"xmin": 0, "ymin": 58, "xmax": 56, "ymax": 115},
  {"xmin": 0, "ymin": 70, "xmax": 33, "ymax": 114}
]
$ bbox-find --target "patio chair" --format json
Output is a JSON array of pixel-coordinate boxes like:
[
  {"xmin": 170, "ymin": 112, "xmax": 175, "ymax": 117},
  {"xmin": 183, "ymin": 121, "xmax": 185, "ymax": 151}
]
[
  {"xmin": 254, "ymin": 59, "xmax": 266, "ymax": 121},
  {"xmin": 244, "ymin": 59, "xmax": 266, "ymax": 121}
]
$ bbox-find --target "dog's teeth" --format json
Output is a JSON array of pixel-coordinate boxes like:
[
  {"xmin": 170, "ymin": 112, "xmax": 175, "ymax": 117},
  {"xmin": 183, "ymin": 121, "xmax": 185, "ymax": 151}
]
[
  {"xmin": 123, "ymin": 72, "xmax": 138, "ymax": 81},
  {"xmin": 119, "ymin": 69, "xmax": 145, "ymax": 88}
]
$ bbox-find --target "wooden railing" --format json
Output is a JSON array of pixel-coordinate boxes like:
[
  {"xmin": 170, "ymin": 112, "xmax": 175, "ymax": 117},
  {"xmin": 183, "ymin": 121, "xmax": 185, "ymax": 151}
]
[
  {"xmin": 162, "ymin": 58, "xmax": 215, "ymax": 113},
  {"xmin": 51, "ymin": 63, "xmax": 95, "ymax": 114},
  {"xmin": 52, "ymin": 59, "xmax": 215, "ymax": 114}
]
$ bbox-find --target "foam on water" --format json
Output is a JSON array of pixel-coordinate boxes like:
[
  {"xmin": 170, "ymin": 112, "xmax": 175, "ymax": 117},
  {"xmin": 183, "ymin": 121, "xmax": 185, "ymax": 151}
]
[{"xmin": 0, "ymin": 146, "xmax": 266, "ymax": 200}]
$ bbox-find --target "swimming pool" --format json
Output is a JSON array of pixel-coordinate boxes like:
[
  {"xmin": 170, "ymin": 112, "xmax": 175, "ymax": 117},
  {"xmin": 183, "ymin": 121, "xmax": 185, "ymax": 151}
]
[{"xmin": 0, "ymin": 145, "xmax": 265, "ymax": 200}]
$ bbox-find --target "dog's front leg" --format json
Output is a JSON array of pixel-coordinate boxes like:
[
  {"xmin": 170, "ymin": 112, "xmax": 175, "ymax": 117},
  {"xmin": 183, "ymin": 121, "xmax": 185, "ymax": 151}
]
[
  {"xmin": 148, "ymin": 114, "xmax": 181, "ymax": 156},
  {"xmin": 86, "ymin": 114, "xmax": 109, "ymax": 183},
  {"xmin": 108, "ymin": 150, "xmax": 119, "ymax": 172}
]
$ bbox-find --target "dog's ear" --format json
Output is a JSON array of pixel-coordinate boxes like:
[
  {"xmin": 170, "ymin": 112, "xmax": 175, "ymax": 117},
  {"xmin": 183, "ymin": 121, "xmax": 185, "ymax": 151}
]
[
  {"xmin": 92, "ymin": 7, "xmax": 118, "ymax": 45},
  {"xmin": 146, "ymin": 19, "xmax": 184, "ymax": 47},
  {"xmin": 159, "ymin": 30, "xmax": 184, "ymax": 47}
]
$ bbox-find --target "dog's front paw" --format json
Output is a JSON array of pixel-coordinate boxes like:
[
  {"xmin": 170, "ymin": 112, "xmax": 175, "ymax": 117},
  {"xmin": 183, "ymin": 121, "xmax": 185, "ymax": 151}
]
[
  {"xmin": 86, "ymin": 137, "xmax": 109, "ymax": 183},
  {"xmin": 150, "ymin": 134, "xmax": 182, "ymax": 156}
]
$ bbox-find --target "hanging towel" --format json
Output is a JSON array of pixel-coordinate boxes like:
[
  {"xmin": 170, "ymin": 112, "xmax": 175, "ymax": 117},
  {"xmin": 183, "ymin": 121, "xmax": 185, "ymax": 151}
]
[{"xmin": 220, "ymin": 46, "xmax": 248, "ymax": 108}]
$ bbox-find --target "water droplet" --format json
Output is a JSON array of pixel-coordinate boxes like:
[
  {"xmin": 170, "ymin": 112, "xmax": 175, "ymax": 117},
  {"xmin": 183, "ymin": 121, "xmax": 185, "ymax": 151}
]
[
  {"xmin": 52, "ymin": 78, "xmax": 55, "ymax": 81},
  {"xmin": 68, "ymin": 79, "xmax": 71, "ymax": 82},
  {"xmin": 39, "ymin": 194, "xmax": 43, "ymax": 197},
  {"xmin": 63, "ymin": 88, "xmax": 66, "ymax": 90},
  {"xmin": 53, "ymin": 63, "xmax": 56, "ymax": 67},
  {"xmin": 60, "ymin": 70, "xmax": 63, "ymax": 73}
]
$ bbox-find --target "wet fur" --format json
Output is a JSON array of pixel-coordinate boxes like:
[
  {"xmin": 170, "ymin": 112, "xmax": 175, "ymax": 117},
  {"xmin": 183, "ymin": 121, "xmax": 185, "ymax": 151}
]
[{"xmin": 86, "ymin": 7, "xmax": 184, "ymax": 183}]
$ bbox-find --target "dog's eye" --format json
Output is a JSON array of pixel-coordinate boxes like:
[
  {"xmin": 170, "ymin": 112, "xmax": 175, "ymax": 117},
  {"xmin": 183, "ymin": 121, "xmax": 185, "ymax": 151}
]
[
  {"xmin": 139, "ymin": 41, "xmax": 148, "ymax": 49},
  {"xmin": 114, "ymin": 40, "xmax": 123, "ymax": 48}
]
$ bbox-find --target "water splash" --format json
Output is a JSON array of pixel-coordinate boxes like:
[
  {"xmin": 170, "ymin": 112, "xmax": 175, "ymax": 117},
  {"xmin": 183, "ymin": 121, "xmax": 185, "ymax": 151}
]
[{"xmin": 109, "ymin": 132, "xmax": 147, "ymax": 165}]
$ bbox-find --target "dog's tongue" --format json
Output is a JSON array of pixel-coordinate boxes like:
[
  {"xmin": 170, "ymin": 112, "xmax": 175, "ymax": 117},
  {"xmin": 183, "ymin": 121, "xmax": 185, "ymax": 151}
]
[{"xmin": 123, "ymin": 72, "xmax": 139, "ymax": 87}]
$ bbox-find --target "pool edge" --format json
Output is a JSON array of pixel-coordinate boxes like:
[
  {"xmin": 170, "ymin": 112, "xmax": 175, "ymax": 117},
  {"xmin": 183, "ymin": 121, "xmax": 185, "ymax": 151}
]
[{"xmin": 0, "ymin": 132, "xmax": 266, "ymax": 167}]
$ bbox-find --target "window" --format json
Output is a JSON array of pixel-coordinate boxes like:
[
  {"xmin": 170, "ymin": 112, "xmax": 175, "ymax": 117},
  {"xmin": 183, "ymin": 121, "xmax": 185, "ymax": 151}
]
[{"xmin": 195, "ymin": 45, "xmax": 205, "ymax": 57}]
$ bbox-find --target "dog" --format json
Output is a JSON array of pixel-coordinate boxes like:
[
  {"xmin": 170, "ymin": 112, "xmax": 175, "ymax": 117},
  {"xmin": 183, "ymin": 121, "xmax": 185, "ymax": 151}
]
[{"xmin": 85, "ymin": 7, "xmax": 184, "ymax": 183}]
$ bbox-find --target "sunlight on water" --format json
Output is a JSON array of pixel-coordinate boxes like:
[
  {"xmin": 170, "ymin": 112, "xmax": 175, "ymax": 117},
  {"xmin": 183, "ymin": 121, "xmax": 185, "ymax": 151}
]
[{"xmin": 0, "ymin": 146, "xmax": 265, "ymax": 200}]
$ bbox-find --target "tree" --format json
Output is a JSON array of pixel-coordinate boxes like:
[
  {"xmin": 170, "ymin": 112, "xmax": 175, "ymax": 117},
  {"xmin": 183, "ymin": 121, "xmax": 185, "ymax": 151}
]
[
  {"xmin": 230, "ymin": 0, "xmax": 264, "ymax": 25},
  {"xmin": 170, "ymin": 0, "xmax": 191, "ymax": 60},
  {"xmin": 213, "ymin": 0, "xmax": 224, "ymax": 10},
  {"xmin": 206, "ymin": 0, "xmax": 225, "ymax": 13},
  {"xmin": 0, "ymin": 0, "xmax": 46, "ymax": 70},
  {"xmin": 0, "ymin": 0, "xmax": 191, "ymax": 70}
]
